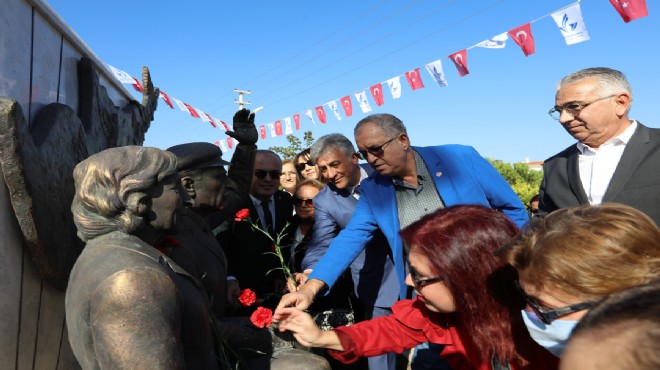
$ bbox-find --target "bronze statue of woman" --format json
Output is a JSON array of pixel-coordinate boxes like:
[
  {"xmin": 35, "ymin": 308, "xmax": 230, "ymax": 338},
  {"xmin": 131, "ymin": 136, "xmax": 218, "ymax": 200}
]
[{"xmin": 66, "ymin": 146, "xmax": 219, "ymax": 369}]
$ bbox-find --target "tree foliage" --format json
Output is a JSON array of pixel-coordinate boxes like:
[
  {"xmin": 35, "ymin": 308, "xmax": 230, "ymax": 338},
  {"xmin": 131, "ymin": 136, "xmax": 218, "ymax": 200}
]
[
  {"xmin": 268, "ymin": 131, "xmax": 314, "ymax": 159},
  {"xmin": 487, "ymin": 158, "xmax": 543, "ymax": 209}
]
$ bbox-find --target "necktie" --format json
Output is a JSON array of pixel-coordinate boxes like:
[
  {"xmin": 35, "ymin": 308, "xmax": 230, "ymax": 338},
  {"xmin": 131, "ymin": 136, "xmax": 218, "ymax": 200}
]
[{"xmin": 261, "ymin": 200, "xmax": 274, "ymax": 235}]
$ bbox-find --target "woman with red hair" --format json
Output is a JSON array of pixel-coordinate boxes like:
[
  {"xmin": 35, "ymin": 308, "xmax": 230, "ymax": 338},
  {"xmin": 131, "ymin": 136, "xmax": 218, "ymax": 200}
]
[{"xmin": 274, "ymin": 205, "xmax": 557, "ymax": 369}]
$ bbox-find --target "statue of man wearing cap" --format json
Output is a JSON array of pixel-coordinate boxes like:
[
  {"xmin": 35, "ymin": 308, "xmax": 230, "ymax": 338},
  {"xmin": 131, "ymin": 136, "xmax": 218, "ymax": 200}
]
[{"xmin": 167, "ymin": 110, "xmax": 330, "ymax": 370}]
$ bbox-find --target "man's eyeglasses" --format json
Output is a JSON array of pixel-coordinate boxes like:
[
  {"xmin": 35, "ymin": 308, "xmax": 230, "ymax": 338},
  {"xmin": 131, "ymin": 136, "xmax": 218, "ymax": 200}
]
[
  {"xmin": 254, "ymin": 169, "xmax": 281, "ymax": 180},
  {"xmin": 514, "ymin": 281, "xmax": 593, "ymax": 324},
  {"xmin": 358, "ymin": 136, "xmax": 398, "ymax": 160},
  {"xmin": 548, "ymin": 95, "xmax": 615, "ymax": 120},
  {"xmin": 293, "ymin": 197, "xmax": 314, "ymax": 207},
  {"xmin": 410, "ymin": 266, "xmax": 443, "ymax": 288},
  {"xmin": 295, "ymin": 160, "xmax": 314, "ymax": 172}
]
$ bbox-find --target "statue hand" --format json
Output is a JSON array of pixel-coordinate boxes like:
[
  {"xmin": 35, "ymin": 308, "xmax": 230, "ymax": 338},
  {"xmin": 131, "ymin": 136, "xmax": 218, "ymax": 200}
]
[{"xmin": 226, "ymin": 109, "xmax": 258, "ymax": 145}]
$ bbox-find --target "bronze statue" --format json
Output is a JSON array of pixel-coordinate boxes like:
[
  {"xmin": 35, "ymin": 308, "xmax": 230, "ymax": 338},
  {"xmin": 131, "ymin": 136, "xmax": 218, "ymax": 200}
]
[
  {"xmin": 167, "ymin": 111, "xmax": 330, "ymax": 370},
  {"xmin": 66, "ymin": 146, "xmax": 219, "ymax": 369}
]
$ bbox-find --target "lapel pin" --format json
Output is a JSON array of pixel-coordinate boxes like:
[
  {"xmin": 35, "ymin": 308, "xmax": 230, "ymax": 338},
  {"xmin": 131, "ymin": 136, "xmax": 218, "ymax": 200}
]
[{"xmin": 436, "ymin": 172, "xmax": 442, "ymax": 177}]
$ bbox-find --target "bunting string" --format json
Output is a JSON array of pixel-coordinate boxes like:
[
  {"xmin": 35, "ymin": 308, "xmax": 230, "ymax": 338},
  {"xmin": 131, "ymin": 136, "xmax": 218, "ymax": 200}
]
[{"xmin": 107, "ymin": 0, "xmax": 648, "ymax": 152}]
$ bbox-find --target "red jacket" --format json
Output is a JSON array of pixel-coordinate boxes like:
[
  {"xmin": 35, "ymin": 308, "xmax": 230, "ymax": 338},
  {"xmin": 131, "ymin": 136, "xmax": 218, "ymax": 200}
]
[{"xmin": 329, "ymin": 297, "xmax": 558, "ymax": 370}]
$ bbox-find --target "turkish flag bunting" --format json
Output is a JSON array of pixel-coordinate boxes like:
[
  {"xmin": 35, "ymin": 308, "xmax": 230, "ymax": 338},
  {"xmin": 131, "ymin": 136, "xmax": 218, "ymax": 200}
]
[
  {"xmin": 315, "ymin": 106, "xmax": 327, "ymax": 124},
  {"xmin": 293, "ymin": 113, "xmax": 301, "ymax": 130},
  {"xmin": 340, "ymin": 96, "xmax": 353, "ymax": 117},
  {"xmin": 131, "ymin": 77, "xmax": 143, "ymax": 92},
  {"xmin": 213, "ymin": 141, "xmax": 220, "ymax": 146},
  {"xmin": 275, "ymin": 120, "xmax": 283, "ymax": 136},
  {"xmin": 218, "ymin": 140, "xmax": 228, "ymax": 152},
  {"xmin": 183, "ymin": 103, "xmax": 201, "ymax": 118},
  {"xmin": 609, "ymin": 0, "xmax": 648, "ymax": 22},
  {"xmin": 259, "ymin": 125, "xmax": 267, "ymax": 139},
  {"xmin": 159, "ymin": 91, "xmax": 174, "ymax": 109},
  {"xmin": 405, "ymin": 69, "xmax": 424, "ymax": 90},
  {"xmin": 204, "ymin": 113, "xmax": 217, "ymax": 128},
  {"xmin": 508, "ymin": 23, "xmax": 535, "ymax": 57},
  {"xmin": 370, "ymin": 83, "xmax": 385, "ymax": 106},
  {"xmin": 216, "ymin": 120, "xmax": 230, "ymax": 131},
  {"xmin": 449, "ymin": 50, "xmax": 470, "ymax": 77},
  {"xmin": 227, "ymin": 137, "xmax": 233, "ymax": 149}
]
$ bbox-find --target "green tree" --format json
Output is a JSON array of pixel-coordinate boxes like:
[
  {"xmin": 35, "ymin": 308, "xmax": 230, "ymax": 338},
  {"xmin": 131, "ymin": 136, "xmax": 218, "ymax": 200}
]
[
  {"xmin": 487, "ymin": 158, "xmax": 543, "ymax": 209},
  {"xmin": 269, "ymin": 131, "xmax": 314, "ymax": 159}
]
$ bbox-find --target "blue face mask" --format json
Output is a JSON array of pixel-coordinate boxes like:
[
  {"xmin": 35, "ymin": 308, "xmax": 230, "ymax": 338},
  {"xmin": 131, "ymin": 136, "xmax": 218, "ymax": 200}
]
[{"xmin": 521, "ymin": 310, "xmax": 578, "ymax": 357}]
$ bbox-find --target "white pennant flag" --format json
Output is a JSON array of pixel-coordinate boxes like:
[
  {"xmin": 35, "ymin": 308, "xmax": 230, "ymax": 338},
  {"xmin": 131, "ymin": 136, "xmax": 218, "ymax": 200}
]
[
  {"xmin": 107, "ymin": 65, "xmax": 135, "ymax": 84},
  {"xmin": 284, "ymin": 117, "xmax": 293, "ymax": 135},
  {"xmin": 172, "ymin": 97, "xmax": 189, "ymax": 112},
  {"xmin": 198, "ymin": 109, "xmax": 211, "ymax": 122},
  {"xmin": 268, "ymin": 123, "xmax": 276, "ymax": 137},
  {"xmin": 354, "ymin": 91, "xmax": 372, "ymax": 113},
  {"xmin": 386, "ymin": 77, "xmax": 402, "ymax": 99},
  {"xmin": 476, "ymin": 33, "xmax": 509, "ymax": 48},
  {"xmin": 219, "ymin": 140, "xmax": 228, "ymax": 152},
  {"xmin": 304, "ymin": 109, "xmax": 316, "ymax": 126},
  {"xmin": 424, "ymin": 60, "xmax": 448, "ymax": 87},
  {"xmin": 326, "ymin": 101, "xmax": 342, "ymax": 121},
  {"xmin": 551, "ymin": 3, "xmax": 590, "ymax": 45}
]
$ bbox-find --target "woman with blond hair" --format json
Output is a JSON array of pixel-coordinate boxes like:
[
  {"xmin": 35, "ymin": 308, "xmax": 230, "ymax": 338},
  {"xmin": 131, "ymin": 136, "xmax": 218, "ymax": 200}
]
[{"xmin": 497, "ymin": 203, "xmax": 660, "ymax": 357}]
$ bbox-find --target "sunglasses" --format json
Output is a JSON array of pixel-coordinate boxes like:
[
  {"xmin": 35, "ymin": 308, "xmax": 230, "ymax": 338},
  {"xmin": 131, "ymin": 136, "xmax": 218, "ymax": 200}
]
[
  {"xmin": 358, "ymin": 136, "xmax": 398, "ymax": 160},
  {"xmin": 254, "ymin": 169, "xmax": 281, "ymax": 180},
  {"xmin": 293, "ymin": 197, "xmax": 314, "ymax": 207},
  {"xmin": 409, "ymin": 266, "xmax": 443, "ymax": 288},
  {"xmin": 514, "ymin": 281, "xmax": 593, "ymax": 324},
  {"xmin": 295, "ymin": 160, "xmax": 315, "ymax": 172}
]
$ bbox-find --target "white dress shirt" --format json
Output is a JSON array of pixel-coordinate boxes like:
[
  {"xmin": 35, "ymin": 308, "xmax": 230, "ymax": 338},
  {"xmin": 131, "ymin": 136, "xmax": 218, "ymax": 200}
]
[{"xmin": 577, "ymin": 121, "xmax": 637, "ymax": 204}]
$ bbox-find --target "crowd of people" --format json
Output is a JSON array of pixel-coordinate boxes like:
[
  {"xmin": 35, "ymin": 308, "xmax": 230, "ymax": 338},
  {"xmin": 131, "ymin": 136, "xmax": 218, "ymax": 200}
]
[{"xmin": 64, "ymin": 66, "xmax": 660, "ymax": 370}]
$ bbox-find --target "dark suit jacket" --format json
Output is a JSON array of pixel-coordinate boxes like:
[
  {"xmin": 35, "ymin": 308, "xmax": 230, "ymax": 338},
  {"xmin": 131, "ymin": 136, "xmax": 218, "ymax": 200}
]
[
  {"xmin": 539, "ymin": 122, "xmax": 660, "ymax": 225},
  {"xmin": 221, "ymin": 190, "xmax": 293, "ymax": 297},
  {"xmin": 301, "ymin": 181, "xmax": 399, "ymax": 309}
]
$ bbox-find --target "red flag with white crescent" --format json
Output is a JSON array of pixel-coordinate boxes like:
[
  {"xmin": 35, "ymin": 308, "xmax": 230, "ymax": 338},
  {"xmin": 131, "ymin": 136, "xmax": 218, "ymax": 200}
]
[
  {"xmin": 508, "ymin": 23, "xmax": 535, "ymax": 57},
  {"xmin": 315, "ymin": 106, "xmax": 327, "ymax": 124},
  {"xmin": 405, "ymin": 69, "xmax": 424, "ymax": 90},
  {"xmin": 131, "ymin": 77, "xmax": 143, "ymax": 92},
  {"xmin": 274, "ymin": 120, "xmax": 283, "ymax": 136},
  {"xmin": 259, "ymin": 125, "xmax": 267, "ymax": 139},
  {"xmin": 218, "ymin": 120, "xmax": 231, "ymax": 131},
  {"xmin": 340, "ymin": 96, "xmax": 353, "ymax": 117},
  {"xmin": 159, "ymin": 91, "xmax": 174, "ymax": 109},
  {"xmin": 293, "ymin": 113, "xmax": 301, "ymax": 130},
  {"xmin": 609, "ymin": 0, "xmax": 648, "ymax": 22},
  {"xmin": 183, "ymin": 103, "xmax": 201, "ymax": 118},
  {"xmin": 449, "ymin": 50, "xmax": 469, "ymax": 77},
  {"xmin": 370, "ymin": 83, "xmax": 385, "ymax": 106},
  {"xmin": 204, "ymin": 113, "xmax": 217, "ymax": 128}
]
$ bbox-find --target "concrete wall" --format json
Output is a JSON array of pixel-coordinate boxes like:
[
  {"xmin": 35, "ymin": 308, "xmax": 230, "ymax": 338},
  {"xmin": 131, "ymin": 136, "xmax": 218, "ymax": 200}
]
[{"xmin": 1, "ymin": 0, "xmax": 138, "ymax": 368}]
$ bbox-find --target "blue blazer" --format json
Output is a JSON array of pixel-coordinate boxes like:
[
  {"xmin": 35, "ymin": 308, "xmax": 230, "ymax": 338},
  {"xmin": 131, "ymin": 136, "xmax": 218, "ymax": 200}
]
[
  {"xmin": 301, "ymin": 182, "xmax": 399, "ymax": 308},
  {"xmin": 309, "ymin": 145, "xmax": 529, "ymax": 299}
]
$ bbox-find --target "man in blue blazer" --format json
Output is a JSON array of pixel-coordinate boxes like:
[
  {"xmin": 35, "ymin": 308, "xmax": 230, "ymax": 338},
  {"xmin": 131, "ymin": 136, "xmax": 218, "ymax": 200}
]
[
  {"xmin": 302, "ymin": 133, "xmax": 399, "ymax": 370},
  {"xmin": 277, "ymin": 113, "xmax": 528, "ymax": 308}
]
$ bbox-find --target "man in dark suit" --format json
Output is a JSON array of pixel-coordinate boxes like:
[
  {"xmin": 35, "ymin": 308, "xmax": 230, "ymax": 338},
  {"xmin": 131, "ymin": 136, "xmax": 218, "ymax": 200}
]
[
  {"xmin": 225, "ymin": 150, "xmax": 294, "ymax": 300},
  {"xmin": 540, "ymin": 67, "xmax": 660, "ymax": 225},
  {"xmin": 302, "ymin": 133, "xmax": 399, "ymax": 370}
]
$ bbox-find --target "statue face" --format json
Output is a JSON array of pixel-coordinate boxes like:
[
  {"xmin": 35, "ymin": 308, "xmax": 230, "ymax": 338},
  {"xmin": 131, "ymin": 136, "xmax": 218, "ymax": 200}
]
[
  {"xmin": 148, "ymin": 175, "xmax": 184, "ymax": 231},
  {"xmin": 192, "ymin": 166, "xmax": 228, "ymax": 210}
]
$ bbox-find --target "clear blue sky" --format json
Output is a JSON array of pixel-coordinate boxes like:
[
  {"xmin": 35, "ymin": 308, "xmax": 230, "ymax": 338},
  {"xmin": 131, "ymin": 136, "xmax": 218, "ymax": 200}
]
[{"xmin": 46, "ymin": 0, "xmax": 658, "ymax": 163}]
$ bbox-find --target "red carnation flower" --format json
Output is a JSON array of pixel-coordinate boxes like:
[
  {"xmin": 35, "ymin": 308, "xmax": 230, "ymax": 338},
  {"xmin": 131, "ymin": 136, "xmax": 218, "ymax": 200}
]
[
  {"xmin": 238, "ymin": 288, "xmax": 257, "ymax": 306},
  {"xmin": 250, "ymin": 307, "xmax": 273, "ymax": 328},
  {"xmin": 235, "ymin": 208, "xmax": 250, "ymax": 221}
]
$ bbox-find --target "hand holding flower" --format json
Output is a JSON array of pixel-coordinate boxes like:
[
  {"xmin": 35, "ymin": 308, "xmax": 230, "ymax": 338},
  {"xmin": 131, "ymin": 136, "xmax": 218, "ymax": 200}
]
[{"xmin": 273, "ymin": 307, "xmax": 343, "ymax": 351}]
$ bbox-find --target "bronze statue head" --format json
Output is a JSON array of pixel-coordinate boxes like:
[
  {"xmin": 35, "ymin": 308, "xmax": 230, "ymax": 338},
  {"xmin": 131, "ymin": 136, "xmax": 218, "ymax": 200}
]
[{"xmin": 71, "ymin": 146, "xmax": 178, "ymax": 242}]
